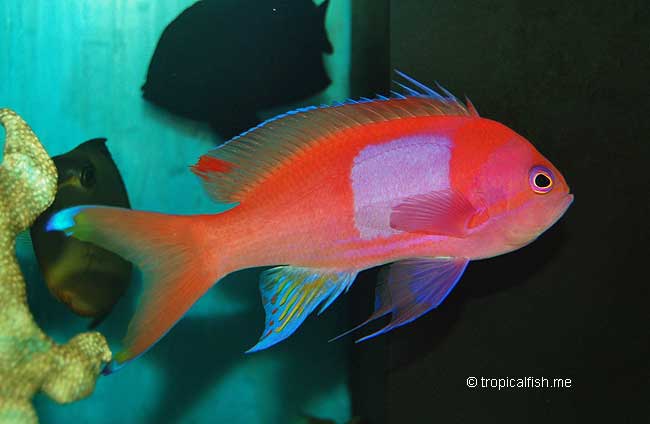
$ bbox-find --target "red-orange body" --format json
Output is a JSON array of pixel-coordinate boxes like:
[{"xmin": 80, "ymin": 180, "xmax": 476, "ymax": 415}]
[{"xmin": 204, "ymin": 116, "xmax": 569, "ymax": 275}]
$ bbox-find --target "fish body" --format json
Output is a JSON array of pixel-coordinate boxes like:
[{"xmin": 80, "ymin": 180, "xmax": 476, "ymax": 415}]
[
  {"xmin": 48, "ymin": 73, "xmax": 572, "ymax": 369},
  {"xmin": 203, "ymin": 116, "xmax": 569, "ymax": 273},
  {"xmin": 31, "ymin": 138, "xmax": 132, "ymax": 323},
  {"xmin": 142, "ymin": 0, "xmax": 332, "ymax": 139}
]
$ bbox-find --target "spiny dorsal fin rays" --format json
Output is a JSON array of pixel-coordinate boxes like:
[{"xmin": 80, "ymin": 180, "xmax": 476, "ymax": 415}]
[
  {"xmin": 191, "ymin": 71, "xmax": 479, "ymax": 204},
  {"xmin": 394, "ymin": 70, "xmax": 447, "ymax": 100},
  {"xmin": 465, "ymin": 96, "xmax": 479, "ymax": 117},
  {"xmin": 394, "ymin": 70, "xmax": 479, "ymax": 117}
]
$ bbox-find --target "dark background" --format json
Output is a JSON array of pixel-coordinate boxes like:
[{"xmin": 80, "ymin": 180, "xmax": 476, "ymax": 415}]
[{"xmin": 348, "ymin": 1, "xmax": 649, "ymax": 423}]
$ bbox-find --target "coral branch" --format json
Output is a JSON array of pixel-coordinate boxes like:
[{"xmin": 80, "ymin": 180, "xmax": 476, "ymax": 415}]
[{"xmin": 0, "ymin": 109, "xmax": 112, "ymax": 424}]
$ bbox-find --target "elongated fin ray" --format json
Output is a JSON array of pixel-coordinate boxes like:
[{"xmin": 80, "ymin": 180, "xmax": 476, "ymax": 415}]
[
  {"xmin": 465, "ymin": 96, "xmax": 479, "ymax": 117},
  {"xmin": 395, "ymin": 70, "xmax": 446, "ymax": 100},
  {"xmin": 334, "ymin": 258, "xmax": 469, "ymax": 342},
  {"xmin": 329, "ymin": 269, "xmax": 392, "ymax": 342},
  {"xmin": 248, "ymin": 267, "xmax": 357, "ymax": 352},
  {"xmin": 191, "ymin": 71, "xmax": 478, "ymax": 204}
]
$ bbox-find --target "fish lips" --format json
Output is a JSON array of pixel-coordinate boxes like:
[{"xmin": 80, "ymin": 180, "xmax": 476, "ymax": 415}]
[{"xmin": 552, "ymin": 193, "xmax": 574, "ymax": 226}]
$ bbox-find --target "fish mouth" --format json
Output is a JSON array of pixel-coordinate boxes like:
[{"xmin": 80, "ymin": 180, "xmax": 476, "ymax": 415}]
[
  {"xmin": 560, "ymin": 193, "xmax": 574, "ymax": 215},
  {"xmin": 503, "ymin": 193, "xmax": 574, "ymax": 251},
  {"xmin": 547, "ymin": 193, "xmax": 574, "ymax": 229}
]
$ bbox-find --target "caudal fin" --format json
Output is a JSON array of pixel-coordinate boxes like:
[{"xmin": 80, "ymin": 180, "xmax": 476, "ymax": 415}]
[{"xmin": 47, "ymin": 206, "xmax": 220, "ymax": 371}]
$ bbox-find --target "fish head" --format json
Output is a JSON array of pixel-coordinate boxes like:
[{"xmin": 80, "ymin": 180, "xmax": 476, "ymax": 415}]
[
  {"xmin": 55, "ymin": 155, "xmax": 96, "ymax": 192},
  {"xmin": 461, "ymin": 119, "xmax": 573, "ymax": 250},
  {"xmin": 54, "ymin": 138, "xmax": 106, "ymax": 194},
  {"xmin": 52, "ymin": 138, "xmax": 129, "ymax": 206}
]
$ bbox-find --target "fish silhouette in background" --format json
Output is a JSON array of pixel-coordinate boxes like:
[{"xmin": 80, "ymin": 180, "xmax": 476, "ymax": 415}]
[
  {"xmin": 30, "ymin": 138, "xmax": 132, "ymax": 327},
  {"xmin": 141, "ymin": 0, "xmax": 333, "ymax": 140}
]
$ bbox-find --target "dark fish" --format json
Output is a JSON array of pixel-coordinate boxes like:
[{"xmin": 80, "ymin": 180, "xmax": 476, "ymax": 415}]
[
  {"xmin": 30, "ymin": 138, "xmax": 132, "ymax": 326},
  {"xmin": 141, "ymin": 0, "xmax": 333, "ymax": 139}
]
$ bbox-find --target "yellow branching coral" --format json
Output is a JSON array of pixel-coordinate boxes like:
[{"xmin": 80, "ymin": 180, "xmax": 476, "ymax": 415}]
[{"xmin": 0, "ymin": 109, "xmax": 112, "ymax": 424}]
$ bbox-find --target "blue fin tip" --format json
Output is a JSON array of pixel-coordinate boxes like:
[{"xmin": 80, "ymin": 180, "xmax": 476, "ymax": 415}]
[{"xmin": 45, "ymin": 206, "xmax": 84, "ymax": 233}]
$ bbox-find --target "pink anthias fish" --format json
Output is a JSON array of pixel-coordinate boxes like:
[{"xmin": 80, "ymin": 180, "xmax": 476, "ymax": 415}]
[{"xmin": 47, "ymin": 72, "xmax": 573, "ymax": 371}]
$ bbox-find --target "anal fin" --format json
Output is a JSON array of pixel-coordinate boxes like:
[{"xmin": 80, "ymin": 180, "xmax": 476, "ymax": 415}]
[{"xmin": 248, "ymin": 266, "xmax": 357, "ymax": 352}]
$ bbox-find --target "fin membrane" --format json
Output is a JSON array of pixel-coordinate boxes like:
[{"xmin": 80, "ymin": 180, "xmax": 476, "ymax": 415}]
[
  {"xmin": 248, "ymin": 266, "xmax": 357, "ymax": 352},
  {"xmin": 390, "ymin": 189, "xmax": 479, "ymax": 237},
  {"xmin": 335, "ymin": 257, "xmax": 469, "ymax": 342},
  {"xmin": 47, "ymin": 206, "xmax": 218, "ymax": 371}
]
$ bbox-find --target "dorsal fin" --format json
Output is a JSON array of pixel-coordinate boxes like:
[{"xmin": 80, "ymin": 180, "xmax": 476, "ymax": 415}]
[{"xmin": 191, "ymin": 71, "xmax": 479, "ymax": 204}]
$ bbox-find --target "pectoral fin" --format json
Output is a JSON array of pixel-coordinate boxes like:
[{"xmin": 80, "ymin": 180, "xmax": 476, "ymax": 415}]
[
  {"xmin": 334, "ymin": 257, "xmax": 469, "ymax": 342},
  {"xmin": 389, "ymin": 189, "xmax": 482, "ymax": 237}
]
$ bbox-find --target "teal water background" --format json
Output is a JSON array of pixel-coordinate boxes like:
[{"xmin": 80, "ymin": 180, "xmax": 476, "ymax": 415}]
[{"xmin": 1, "ymin": 1, "xmax": 352, "ymax": 423}]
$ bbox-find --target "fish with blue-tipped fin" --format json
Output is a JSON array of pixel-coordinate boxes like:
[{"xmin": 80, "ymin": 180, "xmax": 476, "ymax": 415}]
[{"xmin": 47, "ymin": 72, "xmax": 573, "ymax": 371}]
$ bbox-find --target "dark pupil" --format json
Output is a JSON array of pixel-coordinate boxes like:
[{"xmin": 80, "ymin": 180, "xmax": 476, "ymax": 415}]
[
  {"xmin": 534, "ymin": 173, "xmax": 551, "ymax": 188},
  {"xmin": 81, "ymin": 166, "xmax": 96, "ymax": 188}
]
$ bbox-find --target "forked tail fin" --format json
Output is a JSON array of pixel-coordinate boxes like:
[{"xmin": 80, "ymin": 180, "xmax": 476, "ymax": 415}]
[{"xmin": 47, "ymin": 206, "xmax": 220, "ymax": 372}]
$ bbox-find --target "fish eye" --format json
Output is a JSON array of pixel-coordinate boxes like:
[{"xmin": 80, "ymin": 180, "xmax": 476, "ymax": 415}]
[
  {"xmin": 529, "ymin": 166, "xmax": 554, "ymax": 194},
  {"xmin": 81, "ymin": 165, "xmax": 96, "ymax": 188}
]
